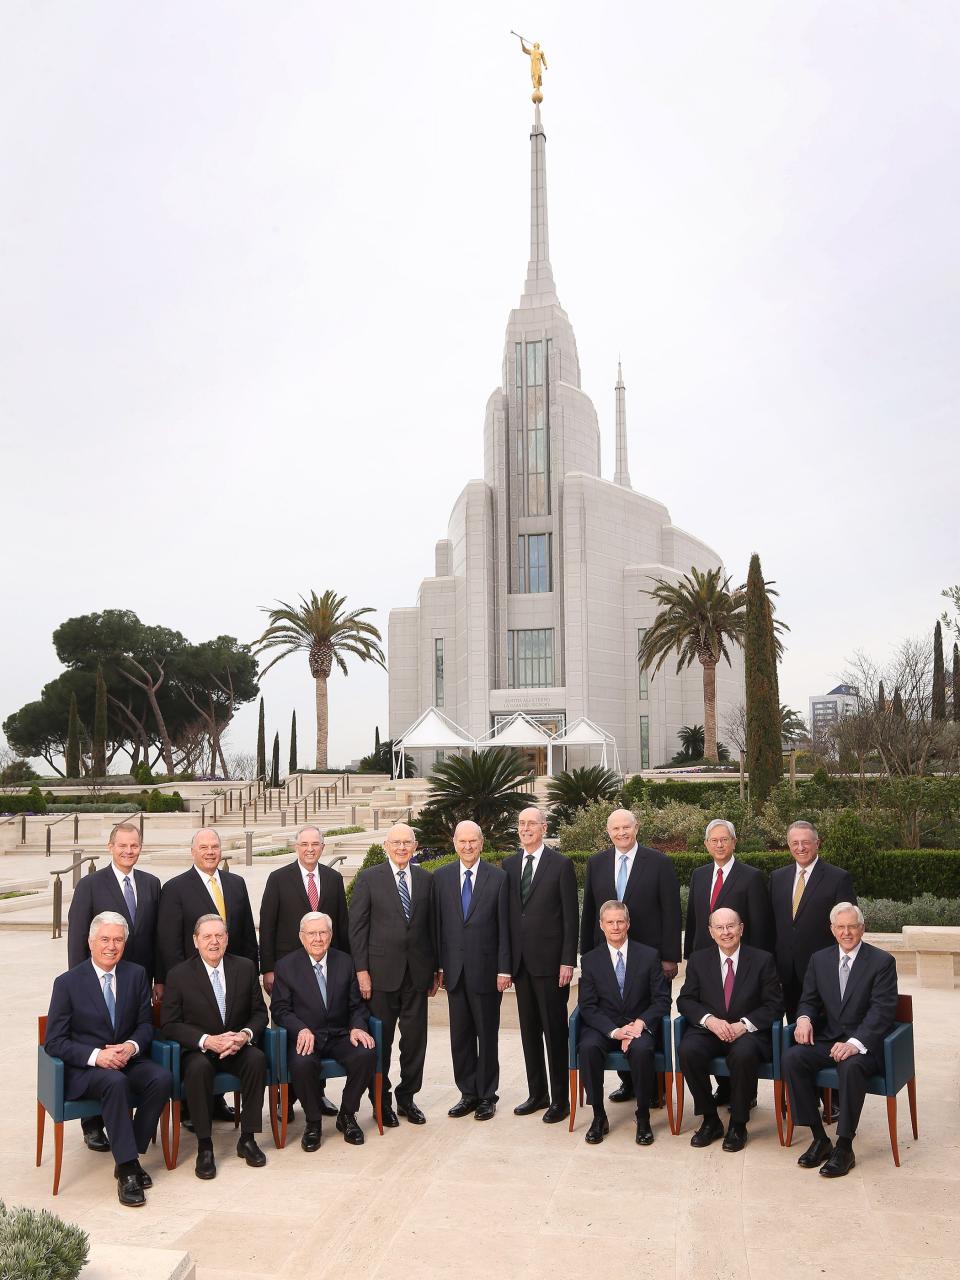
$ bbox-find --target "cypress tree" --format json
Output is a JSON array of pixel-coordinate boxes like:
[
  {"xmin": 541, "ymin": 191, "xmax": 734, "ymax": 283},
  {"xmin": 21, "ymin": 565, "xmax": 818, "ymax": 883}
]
[
  {"xmin": 65, "ymin": 693, "xmax": 82, "ymax": 779},
  {"xmin": 93, "ymin": 667, "xmax": 108, "ymax": 778},
  {"xmin": 892, "ymin": 687, "xmax": 904, "ymax": 718},
  {"xmin": 289, "ymin": 710, "xmax": 298, "ymax": 774},
  {"xmin": 953, "ymin": 643, "xmax": 959, "ymax": 723},
  {"xmin": 256, "ymin": 697, "xmax": 266, "ymax": 780},
  {"xmin": 375, "ymin": 725, "xmax": 381, "ymax": 754},
  {"xmin": 270, "ymin": 732, "xmax": 280, "ymax": 789},
  {"xmin": 877, "ymin": 680, "xmax": 886, "ymax": 713},
  {"xmin": 932, "ymin": 621, "xmax": 946, "ymax": 721},
  {"xmin": 744, "ymin": 552, "xmax": 782, "ymax": 808}
]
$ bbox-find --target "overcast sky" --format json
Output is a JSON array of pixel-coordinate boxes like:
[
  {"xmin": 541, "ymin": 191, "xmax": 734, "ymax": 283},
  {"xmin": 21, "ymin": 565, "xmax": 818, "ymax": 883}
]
[{"xmin": 2, "ymin": 2, "xmax": 958, "ymax": 772}]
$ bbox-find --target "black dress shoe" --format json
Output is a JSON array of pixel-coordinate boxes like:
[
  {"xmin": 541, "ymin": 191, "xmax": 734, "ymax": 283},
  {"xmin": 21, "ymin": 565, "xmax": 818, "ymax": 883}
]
[
  {"xmin": 797, "ymin": 1136, "xmax": 834, "ymax": 1168},
  {"xmin": 448, "ymin": 1096, "xmax": 479, "ymax": 1118},
  {"xmin": 336, "ymin": 1111, "xmax": 364, "ymax": 1145},
  {"xmin": 195, "ymin": 1148, "xmax": 217, "ymax": 1180},
  {"xmin": 83, "ymin": 1125, "xmax": 111, "ymax": 1153},
  {"xmin": 819, "ymin": 1147, "xmax": 856, "ymax": 1178},
  {"xmin": 690, "ymin": 1116, "xmax": 725, "ymax": 1148},
  {"xmin": 397, "ymin": 1100, "xmax": 427, "ymax": 1125},
  {"xmin": 114, "ymin": 1162, "xmax": 152, "ymax": 1190},
  {"xmin": 116, "ymin": 1171, "xmax": 145, "ymax": 1207},
  {"xmin": 318, "ymin": 1095, "xmax": 339, "ymax": 1118},
  {"xmin": 608, "ymin": 1082, "xmax": 634, "ymax": 1103},
  {"xmin": 213, "ymin": 1097, "xmax": 236, "ymax": 1122},
  {"xmin": 722, "ymin": 1123, "xmax": 748, "ymax": 1152},
  {"xmin": 301, "ymin": 1124, "xmax": 322, "ymax": 1152},
  {"xmin": 236, "ymin": 1134, "xmax": 267, "ymax": 1167},
  {"xmin": 474, "ymin": 1099, "xmax": 497, "ymax": 1121},
  {"xmin": 543, "ymin": 1103, "xmax": 570, "ymax": 1125},
  {"xmin": 635, "ymin": 1116, "xmax": 655, "ymax": 1145},
  {"xmin": 585, "ymin": 1114, "xmax": 609, "ymax": 1144},
  {"xmin": 381, "ymin": 1106, "xmax": 400, "ymax": 1128},
  {"xmin": 648, "ymin": 1091, "xmax": 665, "ymax": 1110},
  {"xmin": 514, "ymin": 1095, "xmax": 549, "ymax": 1116}
]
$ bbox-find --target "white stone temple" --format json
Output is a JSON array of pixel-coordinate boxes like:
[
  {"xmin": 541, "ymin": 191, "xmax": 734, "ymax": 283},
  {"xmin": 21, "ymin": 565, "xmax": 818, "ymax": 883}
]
[{"xmin": 388, "ymin": 103, "xmax": 744, "ymax": 774}]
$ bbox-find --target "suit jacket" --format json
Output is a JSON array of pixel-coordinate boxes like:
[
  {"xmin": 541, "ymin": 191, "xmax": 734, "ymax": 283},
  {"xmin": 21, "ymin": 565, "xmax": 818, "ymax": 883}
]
[
  {"xmin": 271, "ymin": 947, "xmax": 369, "ymax": 1052},
  {"xmin": 503, "ymin": 847, "xmax": 578, "ymax": 976},
  {"xmin": 156, "ymin": 865, "xmax": 259, "ymax": 982},
  {"xmin": 796, "ymin": 941, "xmax": 898, "ymax": 1057},
  {"xmin": 770, "ymin": 860, "xmax": 856, "ymax": 986},
  {"xmin": 67, "ymin": 864, "xmax": 161, "ymax": 983},
  {"xmin": 348, "ymin": 860, "xmax": 436, "ymax": 992},
  {"xmin": 684, "ymin": 858, "xmax": 774, "ymax": 958},
  {"xmin": 434, "ymin": 860, "xmax": 511, "ymax": 994},
  {"xmin": 677, "ymin": 944, "xmax": 784, "ymax": 1053},
  {"xmin": 259, "ymin": 859, "xmax": 351, "ymax": 973},
  {"xmin": 578, "ymin": 941, "xmax": 671, "ymax": 1040},
  {"xmin": 45, "ymin": 959, "xmax": 154, "ymax": 1101},
  {"xmin": 580, "ymin": 845, "xmax": 682, "ymax": 962},
  {"xmin": 161, "ymin": 951, "xmax": 268, "ymax": 1049}
]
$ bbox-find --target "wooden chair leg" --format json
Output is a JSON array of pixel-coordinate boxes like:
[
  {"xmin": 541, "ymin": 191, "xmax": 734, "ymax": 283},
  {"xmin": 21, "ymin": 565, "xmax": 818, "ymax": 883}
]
[
  {"xmin": 784, "ymin": 1093, "xmax": 794, "ymax": 1147},
  {"xmin": 907, "ymin": 1077, "xmax": 918, "ymax": 1139},
  {"xmin": 233, "ymin": 1091, "xmax": 241, "ymax": 1128},
  {"xmin": 823, "ymin": 1086, "xmax": 834, "ymax": 1123},
  {"xmin": 568, "ymin": 1069, "xmax": 577, "ymax": 1133},
  {"xmin": 374, "ymin": 1075, "xmax": 383, "ymax": 1136},
  {"xmin": 886, "ymin": 1096, "xmax": 901, "ymax": 1167},
  {"xmin": 674, "ymin": 1072, "xmax": 684, "ymax": 1135},
  {"xmin": 52, "ymin": 1121, "xmax": 64, "ymax": 1196},
  {"xmin": 36, "ymin": 1101, "xmax": 45, "ymax": 1167},
  {"xmin": 171, "ymin": 1100, "xmax": 181, "ymax": 1168},
  {"xmin": 269, "ymin": 1085, "xmax": 281, "ymax": 1149},
  {"xmin": 664, "ymin": 1073, "xmax": 675, "ymax": 1136},
  {"xmin": 160, "ymin": 1102, "xmax": 173, "ymax": 1169},
  {"xmin": 773, "ymin": 1081, "xmax": 785, "ymax": 1146}
]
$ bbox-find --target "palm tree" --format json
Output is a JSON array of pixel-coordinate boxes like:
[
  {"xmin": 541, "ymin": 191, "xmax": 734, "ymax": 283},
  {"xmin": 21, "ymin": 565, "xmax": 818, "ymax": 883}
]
[
  {"xmin": 677, "ymin": 724, "xmax": 705, "ymax": 760},
  {"xmin": 779, "ymin": 704, "xmax": 807, "ymax": 745},
  {"xmin": 546, "ymin": 765, "xmax": 620, "ymax": 829},
  {"xmin": 638, "ymin": 566, "xmax": 786, "ymax": 765},
  {"xmin": 414, "ymin": 748, "xmax": 536, "ymax": 849},
  {"xmin": 255, "ymin": 590, "xmax": 385, "ymax": 770}
]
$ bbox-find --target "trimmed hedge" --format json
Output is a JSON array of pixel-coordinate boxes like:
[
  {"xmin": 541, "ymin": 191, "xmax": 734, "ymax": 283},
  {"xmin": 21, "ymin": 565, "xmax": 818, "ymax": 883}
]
[
  {"xmin": 858, "ymin": 894, "xmax": 960, "ymax": 932},
  {"xmin": 0, "ymin": 788, "xmax": 47, "ymax": 815}
]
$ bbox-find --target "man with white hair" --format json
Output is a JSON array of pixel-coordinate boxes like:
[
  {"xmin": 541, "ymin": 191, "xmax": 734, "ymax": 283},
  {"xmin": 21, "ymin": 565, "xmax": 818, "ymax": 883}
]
[
  {"xmin": 45, "ymin": 912, "xmax": 173, "ymax": 1206},
  {"xmin": 684, "ymin": 819, "xmax": 773, "ymax": 957}
]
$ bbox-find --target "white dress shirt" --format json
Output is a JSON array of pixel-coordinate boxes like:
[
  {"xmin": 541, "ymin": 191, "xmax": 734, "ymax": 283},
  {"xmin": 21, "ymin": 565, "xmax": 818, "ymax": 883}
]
[
  {"xmin": 388, "ymin": 861, "xmax": 414, "ymax": 904},
  {"xmin": 519, "ymin": 844, "xmax": 546, "ymax": 883},
  {"xmin": 700, "ymin": 946, "xmax": 757, "ymax": 1033},
  {"xmin": 710, "ymin": 855, "xmax": 736, "ymax": 900},
  {"xmin": 198, "ymin": 958, "xmax": 253, "ymax": 1049},
  {"xmin": 612, "ymin": 843, "xmax": 638, "ymax": 889},
  {"xmin": 838, "ymin": 942, "xmax": 867, "ymax": 1054},
  {"xmin": 111, "ymin": 862, "xmax": 137, "ymax": 904},
  {"xmin": 194, "ymin": 863, "xmax": 225, "ymax": 909},
  {"xmin": 87, "ymin": 962, "xmax": 139, "ymax": 1064},
  {"xmin": 792, "ymin": 857, "xmax": 818, "ymax": 895}
]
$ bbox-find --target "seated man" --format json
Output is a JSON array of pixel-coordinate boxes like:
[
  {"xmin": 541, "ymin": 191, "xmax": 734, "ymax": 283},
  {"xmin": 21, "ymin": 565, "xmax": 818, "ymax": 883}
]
[
  {"xmin": 677, "ymin": 907, "xmax": 783, "ymax": 1152},
  {"xmin": 161, "ymin": 914, "xmax": 268, "ymax": 1180},
  {"xmin": 45, "ymin": 911, "xmax": 172, "ymax": 1207},
  {"xmin": 271, "ymin": 910, "xmax": 377, "ymax": 1150},
  {"xmin": 577, "ymin": 900, "xmax": 671, "ymax": 1146},
  {"xmin": 782, "ymin": 902, "xmax": 898, "ymax": 1178}
]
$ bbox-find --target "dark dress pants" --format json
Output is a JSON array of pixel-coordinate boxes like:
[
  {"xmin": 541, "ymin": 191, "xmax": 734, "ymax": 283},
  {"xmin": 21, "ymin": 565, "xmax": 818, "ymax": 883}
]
[
  {"xmin": 290, "ymin": 1033, "xmax": 375, "ymax": 1121},
  {"xmin": 783, "ymin": 1040, "xmax": 880, "ymax": 1140},
  {"xmin": 679, "ymin": 1026, "xmax": 767, "ymax": 1126},
  {"xmin": 369, "ymin": 971, "xmax": 427, "ymax": 1108},
  {"xmin": 515, "ymin": 962, "xmax": 571, "ymax": 1104},
  {"xmin": 579, "ymin": 1027, "xmax": 655, "ymax": 1116},
  {"xmin": 80, "ymin": 1057, "xmax": 173, "ymax": 1165},
  {"xmin": 781, "ymin": 972, "xmax": 804, "ymax": 1025},
  {"xmin": 446, "ymin": 978, "xmax": 502, "ymax": 1102},
  {"xmin": 182, "ymin": 1043, "xmax": 266, "ymax": 1140}
]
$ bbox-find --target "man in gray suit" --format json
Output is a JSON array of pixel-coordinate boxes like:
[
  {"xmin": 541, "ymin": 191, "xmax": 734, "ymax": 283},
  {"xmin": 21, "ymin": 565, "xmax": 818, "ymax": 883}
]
[{"xmin": 348, "ymin": 823, "xmax": 438, "ymax": 1127}]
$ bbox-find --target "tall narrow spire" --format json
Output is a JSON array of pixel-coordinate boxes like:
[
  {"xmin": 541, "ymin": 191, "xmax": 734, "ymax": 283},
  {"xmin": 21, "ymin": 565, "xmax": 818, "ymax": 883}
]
[
  {"xmin": 521, "ymin": 106, "xmax": 558, "ymax": 307},
  {"xmin": 613, "ymin": 361, "xmax": 631, "ymax": 488}
]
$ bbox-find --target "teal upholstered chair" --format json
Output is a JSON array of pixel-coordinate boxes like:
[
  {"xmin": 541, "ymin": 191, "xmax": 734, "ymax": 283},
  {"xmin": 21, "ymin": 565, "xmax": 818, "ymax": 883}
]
[
  {"xmin": 671, "ymin": 1014, "xmax": 786, "ymax": 1144},
  {"xmin": 567, "ymin": 1006, "xmax": 676, "ymax": 1135}
]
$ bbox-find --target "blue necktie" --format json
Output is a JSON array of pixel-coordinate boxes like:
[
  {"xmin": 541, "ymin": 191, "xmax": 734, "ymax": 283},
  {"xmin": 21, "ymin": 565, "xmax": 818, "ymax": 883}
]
[
  {"xmin": 616, "ymin": 855, "xmax": 629, "ymax": 901},
  {"xmin": 210, "ymin": 967, "xmax": 226, "ymax": 1021},
  {"xmin": 102, "ymin": 972, "xmax": 116, "ymax": 1028},
  {"xmin": 461, "ymin": 868, "xmax": 473, "ymax": 918},
  {"xmin": 122, "ymin": 874, "xmax": 137, "ymax": 924},
  {"xmin": 615, "ymin": 950, "xmax": 625, "ymax": 996},
  {"xmin": 397, "ymin": 870, "xmax": 411, "ymax": 920},
  {"xmin": 313, "ymin": 962, "xmax": 327, "ymax": 1006}
]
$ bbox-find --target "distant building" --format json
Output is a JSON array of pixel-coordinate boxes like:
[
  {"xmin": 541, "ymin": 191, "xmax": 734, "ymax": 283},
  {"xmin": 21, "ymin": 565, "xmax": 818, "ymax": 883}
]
[{"xmin": 808, "ymin": 684, "xmax": 860, "ymax": 741}]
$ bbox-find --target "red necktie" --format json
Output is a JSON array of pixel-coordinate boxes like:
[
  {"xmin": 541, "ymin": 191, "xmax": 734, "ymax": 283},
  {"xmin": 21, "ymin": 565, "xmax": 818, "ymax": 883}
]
[
  {"xmin": 306, "ymin": 872, "xmax": 319, "ymax": 912},
  {"xmin": 709, "ymin": 867, "xmax": 724, "ymax": 911},
  {"xmin": 723, "ymin": 956, "xmax": 735, "ymax": 1011}
]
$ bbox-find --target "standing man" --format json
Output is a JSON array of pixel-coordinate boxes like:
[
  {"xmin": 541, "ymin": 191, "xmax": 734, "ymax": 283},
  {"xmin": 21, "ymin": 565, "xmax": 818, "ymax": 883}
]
[
  {"xmin": 161, "ymin": 914, "xmax": 269, "ymax": 1180},
  {"xmin": 580, "ymin": 808, "xmax": 682, "ymax": 1104},
  {"xmin": 349, "ymin": 823, "xmax": 438, "ymax": 1127},
  {"xmin": 503, "ymin": 806, "xmax": 578, "ymax": 1123},
  {"xmin": 677, "ymin": 907, "xmax": 784, "ymax": 1152},
  {"xmin": 67, "ymin": 821, "xmax": 162, "ymax": 1153},
  {"xmin": 45, "ymin": 912, "xmax": 172, "ymax": 1207},
  {"xmin": 770, "ymin": 821, "xmax": 856, "ymax": 1022},
  {"xmin": 434, "ymin": 821, "xmax": 511, "ymax": 1121},
  {"xmin": 684, "ymin": 820, "xmax": 773, "ymax": 957},
  {"xmin": 782, "ymin": 903, "xmax": 898, "ymax": 1178}
]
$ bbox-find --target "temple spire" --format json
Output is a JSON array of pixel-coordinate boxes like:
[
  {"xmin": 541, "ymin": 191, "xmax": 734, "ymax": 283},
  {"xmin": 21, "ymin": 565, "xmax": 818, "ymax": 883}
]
[
  {"xmin": 613, "ymin": 361, "xmax": 631, "ymax": 488},
  {"xmin": 521, "ymin": 106, "xmax": 558, "ymax": 307}
]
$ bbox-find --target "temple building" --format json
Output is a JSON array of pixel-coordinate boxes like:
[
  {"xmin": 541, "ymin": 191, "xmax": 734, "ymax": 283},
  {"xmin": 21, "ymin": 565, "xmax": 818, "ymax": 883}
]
[{"xmin": 388, "ymin": 101, "xmax": 744, "ymax": 774}]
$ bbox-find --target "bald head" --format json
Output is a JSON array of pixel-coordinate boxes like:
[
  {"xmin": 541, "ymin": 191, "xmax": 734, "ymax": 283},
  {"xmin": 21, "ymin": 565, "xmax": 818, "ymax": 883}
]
[
  {"xmin": 518, "ymin": 806, "xmax": 547, "ymax": 852},
  {"xmin": 606, "ymin": 808, "xmax": 638, "ymax": 852},
  {"xmin": 383, "ymin": 823, "xmax": 417, "ymax": 870},
  {"xmin": 453, "ymin": 820, "xmax": 483, "ymax": 868}
]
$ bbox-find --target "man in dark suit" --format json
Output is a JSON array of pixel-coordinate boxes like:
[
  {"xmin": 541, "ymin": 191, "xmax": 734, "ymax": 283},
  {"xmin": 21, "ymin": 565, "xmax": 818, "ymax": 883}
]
[
  {"xmin": 677, "ymin": 907, "xmax": 784, "ymax": 1151},
  {"xmin": 156, "ymin": 827, "xmax": 258, "ymax": 982},
  {"xmin": 782, "ymin": 902, "xmax": 898, "ymax": 1177},
  {"xmin": 349, "ymin": 822, "xmax": 438, "ymax": 1126},
  {"xmin": 161, "ymin": 914, "xmax": 269, "ymax": 1180},
  {"xmin": 435, "ymin": 820, "xmax": 511, "ymax": 1120},
  {"xmin": 770, "ymin": 820, "xmax": 856, "ymax": 1021},
  {"xmin": 271, "ymin": 910, "xmax": 376, "ymax": 1150},
  {"xmin": 684, "ymin": 819, "xmax": 774, "ymax": 958},
  {"xmin": 580, "ymin": 808, "xmax": 681, "ymax": 1104},
  {"xmin": 45, "ymin": 911, "xmax": 172, "ymax": 1207},
  {"xmin": 503, "ymin": 806, "xmax": 578, "ymax": 1123},
  {"xmin": 578, "ymin": 900, "xmax": 672, "ymax": 1146},
  {"xmin": 66, "ymin": 821, "xmax": 161, "ymax": 1152}
]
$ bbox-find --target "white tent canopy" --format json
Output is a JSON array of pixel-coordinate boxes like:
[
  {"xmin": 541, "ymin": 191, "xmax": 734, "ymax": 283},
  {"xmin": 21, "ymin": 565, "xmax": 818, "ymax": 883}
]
[
  {"xmin": 392, "ymin": 707, "xmax": 476, "ymax": 778},
  {"xmin": 476, "ymin": 712, "xmax": 557, "ymax": 775},
  {"xmin": 549, "ymin": 716, "xmax": 622, "ymax": 775}
]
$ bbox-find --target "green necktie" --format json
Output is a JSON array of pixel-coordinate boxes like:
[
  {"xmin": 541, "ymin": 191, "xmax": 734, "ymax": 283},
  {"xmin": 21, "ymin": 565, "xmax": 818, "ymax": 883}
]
[{"xmin": 520, "ymin": 854, "xmax": 534, "ymax": 905}]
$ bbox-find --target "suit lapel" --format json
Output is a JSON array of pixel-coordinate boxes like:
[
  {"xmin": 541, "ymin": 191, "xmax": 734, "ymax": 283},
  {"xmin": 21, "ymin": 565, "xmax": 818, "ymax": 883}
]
[
  {"xmin": 622, "ymin": 943, "xmax": 643, "ymax": 1008},
  {"xmin": 840, "ymin": 944, "xmax": 866, "ymax": 1007},
  {"xmin": 290, "ymin": 863, "xmax": 311, "ymax": 914},
  {"xmin": 464, "ymin": 860, "xmax": 484, "ymax": 920},
  {"xmin": 791, "ymin": 861, "xmax": 819, "ymax": 923},
  {"xmin": 714, "ymin": 860, "xmax": 737, "ymax": 909},
  {"xmin": 522, "ymin": 850, "xmax": 550, "ymax": 905},
  {"xmin": 196, "ymin": 955, "xmax": 225, "ymax": 1028},
  {"xmin": 83, "ymin": 960, "xmax": 112, "ymax": 1035},
  {"xmin": 600, "ymin": 848, "xmax": 618, "ymax": 901},
  {"xmin": 597, "ymin": 949, "xmax": 624, "ymax": 1009}
]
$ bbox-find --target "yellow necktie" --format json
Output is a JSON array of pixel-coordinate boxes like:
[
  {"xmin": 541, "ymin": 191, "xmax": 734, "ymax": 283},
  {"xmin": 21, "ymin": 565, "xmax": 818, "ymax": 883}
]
[
  {"xmin": 791, "ymin": 869, "xmax": 806, "ymax": 919},
  {"xmin": 208, "ymin": 875, "xmax": 226, "ymax": 920}
]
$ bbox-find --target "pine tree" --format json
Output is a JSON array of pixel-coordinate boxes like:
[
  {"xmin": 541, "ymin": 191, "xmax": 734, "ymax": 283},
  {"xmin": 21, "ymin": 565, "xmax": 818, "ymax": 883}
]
[
  {"xmin": 932, "ymin": 621, "xmax": 946, "ymax": 721},
  {"xmin": 65, "ymin": 693, "xmax": 82, "ymax": 778},
  {"xmin": 93, "ymin": 667, "xmax": 108, "ymax": 777},
  {"xmin": 256, "ymin": 697, "xmax": 266, "ymax": 780},
  {"xmin": 953, "ymin": 644, "xmax": 959, "ymax": 723},
  {"xmin": 270, "ymin": 732, "xmax": 280, "ymax": 788},
  {"xmin": 877, "ymin": 680, "xmax": 886, "ymax": 713},
  {"xmin": 289, "ymin": 709, "xmax": 298, "ymax": 774},
  {"xmin": 744, "ymin": 553, "xmax": 782, "ymax": 808}
]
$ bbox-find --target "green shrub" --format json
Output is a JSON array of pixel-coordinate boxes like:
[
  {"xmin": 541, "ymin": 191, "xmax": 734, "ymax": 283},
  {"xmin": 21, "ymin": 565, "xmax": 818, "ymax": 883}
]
[
  {"xmin": 823, "ymin": 810, "xmax": 875, "ymax": 858},
  {"xmin": 345, "ymin": 844, "xmax": 386, "ymax": 904},
  {"xmin": 858, "ymin": 893, "xmax": 960, "ymax": 932},
  {"xmin": 47, "ymin": 804, "xmax": 139, "ymax": 814},
  {"xmin": 0, "ymin": 787, "xmax": 47, "ymax": 815},
  {"xmin": 558, "ymin": 801, "xmax": 617, "ymax": 853},
  {"xmin": 0, "ymin": 760, "xmax": 38, "ymax": 785},
  {"xmin": 0, "ymin": 1200, "xmax": 89, "ymax": 1279},
  {"xmin": 323, "ymin": 825, "xmax": 365, "ymax": 836},
  {"xmin": 145, "ymin": 788, "xmax": 183, "ymax": 813}
]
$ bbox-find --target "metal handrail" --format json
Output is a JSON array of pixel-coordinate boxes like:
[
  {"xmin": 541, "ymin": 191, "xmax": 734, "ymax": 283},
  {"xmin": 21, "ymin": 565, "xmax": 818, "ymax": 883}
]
[{"xmin": 50, "ymin": 851, "xmax": 99, "ymax": 939}]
